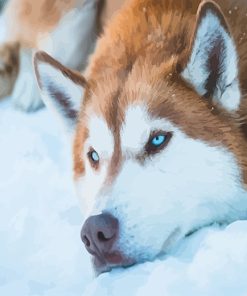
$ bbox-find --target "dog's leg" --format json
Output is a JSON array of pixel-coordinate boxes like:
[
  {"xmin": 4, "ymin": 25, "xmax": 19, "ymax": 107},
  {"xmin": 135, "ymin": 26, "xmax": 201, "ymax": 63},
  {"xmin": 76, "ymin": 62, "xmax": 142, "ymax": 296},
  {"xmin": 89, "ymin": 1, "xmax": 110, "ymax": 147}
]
[
  {"xmin": 12, "ymin": 47, "xmax": 44, "ymax": 111},
  {"xmin": 13, "ymin": 0, "xmax": 99, "ymax": 112}
]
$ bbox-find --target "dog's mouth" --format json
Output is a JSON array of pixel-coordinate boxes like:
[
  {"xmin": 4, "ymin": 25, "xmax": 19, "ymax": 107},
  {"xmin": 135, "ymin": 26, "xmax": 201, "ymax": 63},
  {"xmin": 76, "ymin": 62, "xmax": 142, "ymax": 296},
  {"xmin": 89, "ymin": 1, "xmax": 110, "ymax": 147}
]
[{"xmin": 92, "ymin": 251, "xmax": 136, "ymax": 275}]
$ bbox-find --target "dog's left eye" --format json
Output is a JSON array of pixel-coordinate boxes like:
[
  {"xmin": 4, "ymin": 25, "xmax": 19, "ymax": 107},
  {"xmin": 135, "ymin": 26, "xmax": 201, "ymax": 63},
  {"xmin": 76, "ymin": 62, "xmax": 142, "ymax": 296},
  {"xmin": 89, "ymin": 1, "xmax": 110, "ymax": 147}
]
[
  {"xmin": 146, "ymin": 131, "xmax": 172, "ymax": 154},
  {"xmin": 88, "ymin": 149, "xmax": 100, "ymax": 168}
]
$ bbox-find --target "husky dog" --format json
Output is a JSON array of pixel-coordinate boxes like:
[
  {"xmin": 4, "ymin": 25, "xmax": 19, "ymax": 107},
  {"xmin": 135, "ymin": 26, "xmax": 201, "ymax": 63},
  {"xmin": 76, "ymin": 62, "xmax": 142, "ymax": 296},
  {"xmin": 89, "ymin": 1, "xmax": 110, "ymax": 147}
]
[{"xmin": 34, "ymin": 0, "xmax": 247, "ymax": 274}]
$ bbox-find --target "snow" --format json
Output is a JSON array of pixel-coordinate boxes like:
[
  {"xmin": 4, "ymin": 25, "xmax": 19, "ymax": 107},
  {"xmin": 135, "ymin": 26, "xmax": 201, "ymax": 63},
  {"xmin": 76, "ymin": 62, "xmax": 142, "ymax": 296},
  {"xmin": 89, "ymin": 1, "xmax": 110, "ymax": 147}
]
[
  {"xmin": 0, "ymin": 100, "xmax": 92, "ymax": 295},
  {"xmin": 1, "ymin": 100, "xmax": 247, "ymax": 296}
]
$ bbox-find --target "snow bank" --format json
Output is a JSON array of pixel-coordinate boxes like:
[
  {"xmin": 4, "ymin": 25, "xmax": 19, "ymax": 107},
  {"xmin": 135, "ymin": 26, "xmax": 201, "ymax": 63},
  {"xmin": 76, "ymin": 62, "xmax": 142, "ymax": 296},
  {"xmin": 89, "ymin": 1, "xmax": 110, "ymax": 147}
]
[
  {"xmin": 0, "ymin": 101, "xmax": 92, "ymax": 296},
  {"xmin": 85, "ymin": 222, "xmax": 247, "ymax": 296},
  {"xmin": 1, "ymin": 101, "xmax": 247, "ymax": 296}
]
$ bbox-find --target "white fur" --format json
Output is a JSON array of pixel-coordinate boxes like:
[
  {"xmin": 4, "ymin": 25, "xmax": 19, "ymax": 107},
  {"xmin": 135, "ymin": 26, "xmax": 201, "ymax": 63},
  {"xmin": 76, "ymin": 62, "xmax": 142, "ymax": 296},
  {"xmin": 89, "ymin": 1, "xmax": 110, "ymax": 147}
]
[
  {"xmin": 182, "ymin": 8, "xmax": 241, "ymax": 112},
  {"xmin": 77, "ymin": 104, "xmax": 247, "ymax": 262},
  {"xmin": 36, "ymin": 61, "xmax": 85, "ymax": 132},
  {"xmin": 76, "ymin": 115, "xmax": 114, "ymax": 215},
  {"xmin": 121, "ymin": 105, "xmax": 151, "ymax": 152},
  {"xmin": 87, "ymin": 115, "xmax": 114, "ymax": 158},
  {"xmin": 12, "ymin": 48, "xmax": 43, "ymax": 111}
]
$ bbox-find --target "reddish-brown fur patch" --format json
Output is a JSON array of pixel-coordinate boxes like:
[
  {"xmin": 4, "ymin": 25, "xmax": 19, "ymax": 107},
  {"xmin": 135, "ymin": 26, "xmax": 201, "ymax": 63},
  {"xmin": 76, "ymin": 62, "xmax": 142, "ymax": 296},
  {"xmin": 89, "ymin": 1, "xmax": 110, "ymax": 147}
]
[{"xmin": 74, "ymin": 0, "xmax": 247, "ymax": 189}]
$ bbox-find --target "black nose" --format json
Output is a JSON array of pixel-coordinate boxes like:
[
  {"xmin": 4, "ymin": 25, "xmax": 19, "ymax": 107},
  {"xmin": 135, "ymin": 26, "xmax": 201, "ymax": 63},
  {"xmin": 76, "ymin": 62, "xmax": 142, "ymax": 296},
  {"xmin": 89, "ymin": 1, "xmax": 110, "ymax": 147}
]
[{"xmin": 81, "ymin": 214, "xmax": 119, "ymax": 259}]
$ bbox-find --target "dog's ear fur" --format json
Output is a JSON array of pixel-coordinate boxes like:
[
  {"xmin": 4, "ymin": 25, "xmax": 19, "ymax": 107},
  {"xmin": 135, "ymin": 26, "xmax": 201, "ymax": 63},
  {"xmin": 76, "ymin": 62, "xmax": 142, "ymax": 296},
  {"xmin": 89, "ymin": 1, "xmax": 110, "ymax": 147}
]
[
  {"xmin": 34, "ymin": 51, "xmax": 86, "ymax": 131},
  {"xmin": 182, "ymin": 1, "xmax": 241, "ymax": 112}
]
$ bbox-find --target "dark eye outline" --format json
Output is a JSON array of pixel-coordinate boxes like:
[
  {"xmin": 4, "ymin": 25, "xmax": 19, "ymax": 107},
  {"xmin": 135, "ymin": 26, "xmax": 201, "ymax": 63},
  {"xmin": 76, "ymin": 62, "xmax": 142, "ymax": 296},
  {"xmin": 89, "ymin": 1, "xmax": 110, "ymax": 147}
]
[
  {"xmin": 87, "ymin": 148, "xmax": 100, "ymax": 169},
  {"xmin": 145, "ymin": 131, "xmax": 172, "ymax": 155}
]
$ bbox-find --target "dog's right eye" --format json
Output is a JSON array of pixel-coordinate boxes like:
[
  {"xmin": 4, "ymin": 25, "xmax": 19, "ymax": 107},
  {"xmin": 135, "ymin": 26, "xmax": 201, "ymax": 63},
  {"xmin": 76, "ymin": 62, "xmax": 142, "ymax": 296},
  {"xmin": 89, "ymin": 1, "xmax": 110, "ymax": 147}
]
[
  {"xmin": 88, "ymin": 148, "xmax": 100, "ymax": 169},
  {"xmin": 145, "ymin": 131, "xmax": 172, "ymax": 155}
]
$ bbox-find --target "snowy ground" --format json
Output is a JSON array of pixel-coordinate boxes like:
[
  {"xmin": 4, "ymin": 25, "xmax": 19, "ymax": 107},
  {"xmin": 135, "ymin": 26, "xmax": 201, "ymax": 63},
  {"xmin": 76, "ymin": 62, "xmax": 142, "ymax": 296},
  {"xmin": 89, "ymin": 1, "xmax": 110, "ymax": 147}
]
[{"xmin": 1, "ymin": 100, "xmax": 247, "ymax": 296}]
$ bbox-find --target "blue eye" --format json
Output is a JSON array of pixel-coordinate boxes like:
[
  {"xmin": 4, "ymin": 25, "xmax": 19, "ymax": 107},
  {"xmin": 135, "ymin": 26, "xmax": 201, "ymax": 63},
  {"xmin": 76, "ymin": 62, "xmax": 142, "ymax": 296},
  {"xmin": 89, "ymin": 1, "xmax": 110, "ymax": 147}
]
[
  {"xmin": 151, "ymin": 135, "xmax": 166, "ymax": 147},
  {"xmin": 88, "ymin": 149, "xmax": 100, "ymax": 165},
  {"xmin": 146, "ymin": 131, "xmax": 172, "ymax": 154},
  {"xmin": 91, "ymin": 151, "xmax": 99, "ymax": 162}
]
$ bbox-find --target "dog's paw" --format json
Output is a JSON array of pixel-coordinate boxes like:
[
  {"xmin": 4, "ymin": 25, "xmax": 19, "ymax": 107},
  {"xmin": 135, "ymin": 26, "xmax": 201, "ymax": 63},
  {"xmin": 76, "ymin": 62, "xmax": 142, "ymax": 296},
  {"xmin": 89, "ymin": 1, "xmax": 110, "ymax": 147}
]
[
  {"xmin": 0, "ymin": 41, "xmax": 19, "ymax": 99},
  {"xmin": 12, "ymin": 70, "xmax": 44, "ymax": 112}
]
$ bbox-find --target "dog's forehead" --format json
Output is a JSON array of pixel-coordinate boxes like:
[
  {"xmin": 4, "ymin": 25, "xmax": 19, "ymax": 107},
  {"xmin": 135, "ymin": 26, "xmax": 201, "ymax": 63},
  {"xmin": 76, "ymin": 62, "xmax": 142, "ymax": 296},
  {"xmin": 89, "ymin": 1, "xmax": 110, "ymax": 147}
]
[
  {"xmin": 84, "ymin": 73, "xmax": 186, "ymax": 154},
  {"xmin": 85, "ymin": 54, "xmax": 177, "ymax": 124},
  {"xmin": 85, "ymin": 104, "xmax": 151, "ymax": 153}
]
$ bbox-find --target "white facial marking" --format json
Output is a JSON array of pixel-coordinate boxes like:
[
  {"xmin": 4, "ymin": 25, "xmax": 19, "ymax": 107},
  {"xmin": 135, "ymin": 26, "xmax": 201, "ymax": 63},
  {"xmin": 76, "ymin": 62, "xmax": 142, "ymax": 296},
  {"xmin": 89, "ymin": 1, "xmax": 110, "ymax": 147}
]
[
  {"xmin": 121, "ymin": 105, "xmax": 150, "ymax": 152},
  {"xmin": 76, "ymin": 115, "xmax": 114, "ymax": 215},
  {"xmin": 76, "ymin": 160, "xmax": 108, "ymax": 217},
  {"xmin": 182, "ymin": 8, "xmax": 241, "ymax": 112},
  {"xmin": 78, "ymin": 104, "xmax": 247, "ymax": 262},
  {"xmin": 121, "ymin": 105, "xmax": 174, "ymax": 153},
  {"xmin": 86, "ymin": 115, "xmax": 114, "ymax": 158}
]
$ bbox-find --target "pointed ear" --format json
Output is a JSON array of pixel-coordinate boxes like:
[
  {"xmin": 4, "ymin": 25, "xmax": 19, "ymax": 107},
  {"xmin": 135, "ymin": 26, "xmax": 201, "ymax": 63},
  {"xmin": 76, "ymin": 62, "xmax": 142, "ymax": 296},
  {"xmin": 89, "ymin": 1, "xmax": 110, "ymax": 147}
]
[
  {"xmin": 181, "ymin": 1, "xmax": 241, "ymax": 112},
  {"xmin": 34, "ymin": 51, "xmax": 86, "ymax": 131}
]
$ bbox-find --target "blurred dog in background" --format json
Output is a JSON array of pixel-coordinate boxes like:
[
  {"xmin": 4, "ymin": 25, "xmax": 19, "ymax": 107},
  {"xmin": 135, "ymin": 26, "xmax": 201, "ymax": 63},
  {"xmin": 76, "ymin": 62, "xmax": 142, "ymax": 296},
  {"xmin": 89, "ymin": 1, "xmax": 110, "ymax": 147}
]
[{"xmin": 0, "ymin": 0, "xmax": 124, "ymax": 111}]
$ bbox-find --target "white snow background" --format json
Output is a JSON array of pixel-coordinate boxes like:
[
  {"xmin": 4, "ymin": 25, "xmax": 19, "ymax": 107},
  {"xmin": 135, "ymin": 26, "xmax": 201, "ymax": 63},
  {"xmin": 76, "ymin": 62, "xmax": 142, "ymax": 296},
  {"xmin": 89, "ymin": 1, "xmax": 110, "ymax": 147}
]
[{"xmin": 1, "ymin": 98, "xmax": 247, "ymax": 296}]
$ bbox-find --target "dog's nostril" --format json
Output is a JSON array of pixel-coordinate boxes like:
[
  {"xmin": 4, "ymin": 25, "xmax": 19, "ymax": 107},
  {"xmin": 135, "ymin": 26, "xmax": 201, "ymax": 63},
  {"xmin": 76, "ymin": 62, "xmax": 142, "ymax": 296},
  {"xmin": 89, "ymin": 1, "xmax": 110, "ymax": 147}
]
[
  {"xmin": 82, "ymin": 235, "xmax": 90, "ymax": 247},
  {"xmin": 97, "ymin": 231, "xmax": 111, "ymax": 242}
]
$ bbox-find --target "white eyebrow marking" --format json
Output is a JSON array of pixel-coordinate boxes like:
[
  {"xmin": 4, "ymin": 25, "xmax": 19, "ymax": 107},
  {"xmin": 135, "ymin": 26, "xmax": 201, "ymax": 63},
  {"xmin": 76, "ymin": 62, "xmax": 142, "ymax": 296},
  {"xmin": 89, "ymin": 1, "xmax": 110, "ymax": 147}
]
[
  {"xmin": 121, "ymin": 105, "xmax": 150, "ymax": 152},
  {"xmin": 87, "ymin": 115, "xmax": 114, "ymax": 158},
  {"xmin": 121, "ymin": 104, "xmax": 176, "ymax": 153}
]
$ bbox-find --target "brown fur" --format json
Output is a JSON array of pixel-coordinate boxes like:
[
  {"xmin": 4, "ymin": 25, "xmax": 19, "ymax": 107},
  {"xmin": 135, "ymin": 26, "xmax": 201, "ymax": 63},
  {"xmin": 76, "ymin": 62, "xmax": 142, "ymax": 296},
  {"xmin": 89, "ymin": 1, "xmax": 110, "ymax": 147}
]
[{"xmin": 73, "ymin": 0, "xmax": 247, "ymax": 189}]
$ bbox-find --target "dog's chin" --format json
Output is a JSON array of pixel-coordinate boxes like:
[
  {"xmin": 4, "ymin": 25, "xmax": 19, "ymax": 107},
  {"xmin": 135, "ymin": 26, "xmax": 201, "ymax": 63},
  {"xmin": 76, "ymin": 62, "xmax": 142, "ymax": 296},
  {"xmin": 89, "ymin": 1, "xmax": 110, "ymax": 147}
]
[{"xmin": 92, "ymin": 252, "xmax": 136, "ymax": 275}]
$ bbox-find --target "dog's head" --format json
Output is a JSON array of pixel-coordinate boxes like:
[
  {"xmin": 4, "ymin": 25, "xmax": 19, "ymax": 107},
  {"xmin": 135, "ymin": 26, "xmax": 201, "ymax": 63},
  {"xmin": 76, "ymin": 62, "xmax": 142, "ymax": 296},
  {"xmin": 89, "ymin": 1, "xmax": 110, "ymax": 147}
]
[{"xmin": 34, "ymin": 1, "xmax": 247, "ymax": 274}]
